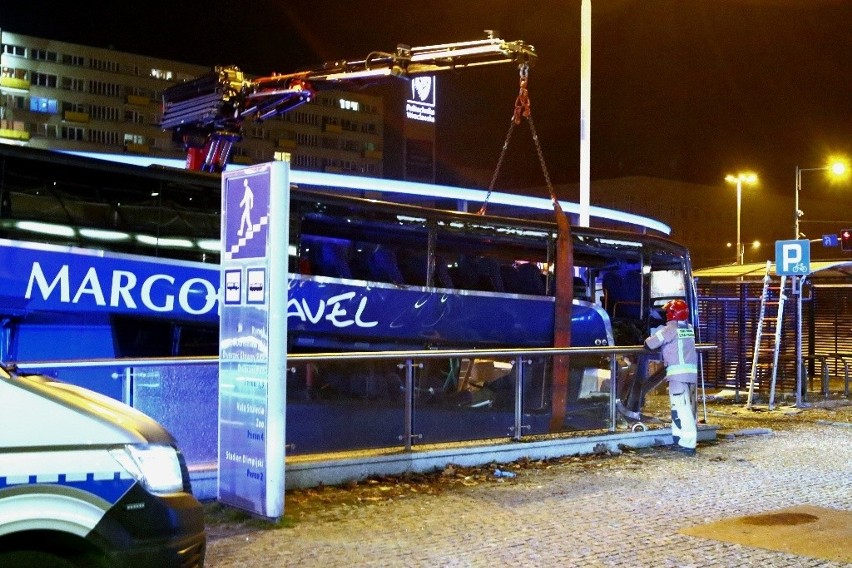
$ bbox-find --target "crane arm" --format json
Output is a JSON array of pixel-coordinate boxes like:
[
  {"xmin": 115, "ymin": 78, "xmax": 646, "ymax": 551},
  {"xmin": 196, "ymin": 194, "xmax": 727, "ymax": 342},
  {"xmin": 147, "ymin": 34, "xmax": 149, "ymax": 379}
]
[{"xmin": 160, "ymin": 35, "xmax": 536, "ymax": 172}]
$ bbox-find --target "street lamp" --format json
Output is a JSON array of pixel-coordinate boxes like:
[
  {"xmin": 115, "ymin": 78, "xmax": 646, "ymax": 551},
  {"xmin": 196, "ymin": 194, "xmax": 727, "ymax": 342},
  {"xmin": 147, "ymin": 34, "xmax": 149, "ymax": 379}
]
[
  {"xmin": 725, "ymin": 172, "xmax": 758, "ymax": 265},
  {"xmin": 794, "ymin": 159, "xmax": 849, "ymax": 238}
]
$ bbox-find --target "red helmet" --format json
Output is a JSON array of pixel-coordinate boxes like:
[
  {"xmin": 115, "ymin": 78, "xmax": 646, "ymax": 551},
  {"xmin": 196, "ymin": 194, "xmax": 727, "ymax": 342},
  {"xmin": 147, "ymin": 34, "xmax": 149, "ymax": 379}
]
[{"xmin": 664, "ymin": 299, "xmax": 689, "ymax": 322}]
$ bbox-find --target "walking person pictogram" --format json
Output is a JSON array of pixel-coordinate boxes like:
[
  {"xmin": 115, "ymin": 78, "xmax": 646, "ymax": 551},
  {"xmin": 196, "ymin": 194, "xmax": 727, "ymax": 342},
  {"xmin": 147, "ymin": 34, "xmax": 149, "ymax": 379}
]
[{"xmin": 238, "ymin": 179, "xmax": 254, "ymax": 237}]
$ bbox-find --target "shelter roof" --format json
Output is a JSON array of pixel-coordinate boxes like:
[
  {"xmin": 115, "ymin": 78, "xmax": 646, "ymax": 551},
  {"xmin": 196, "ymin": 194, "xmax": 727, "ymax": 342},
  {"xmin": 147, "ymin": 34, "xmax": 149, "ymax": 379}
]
[{"xmin": 694, "ymin": 260, "xmax": 852, "ymax": 281}]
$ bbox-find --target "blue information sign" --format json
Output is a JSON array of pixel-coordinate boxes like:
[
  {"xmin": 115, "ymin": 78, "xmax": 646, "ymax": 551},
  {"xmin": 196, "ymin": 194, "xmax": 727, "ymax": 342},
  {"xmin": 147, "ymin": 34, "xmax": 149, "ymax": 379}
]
[
  {"xmin": 822, "ymin": 234, "xmax": 839, "ymax": 248},
  {"xmin": 219, "ymin": 161, "xmax": 289, "ymax": 519},
  {"xmin": 775, "ymin": 239, "xmax": 810, "ymax": 276}
]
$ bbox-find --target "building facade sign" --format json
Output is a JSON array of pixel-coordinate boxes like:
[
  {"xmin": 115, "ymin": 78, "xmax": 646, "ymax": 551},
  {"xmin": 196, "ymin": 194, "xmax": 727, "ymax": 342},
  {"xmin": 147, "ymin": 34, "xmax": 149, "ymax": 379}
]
[{"xmin": 405, "ymin": 76, "xmax": 436, "ymax": 123}]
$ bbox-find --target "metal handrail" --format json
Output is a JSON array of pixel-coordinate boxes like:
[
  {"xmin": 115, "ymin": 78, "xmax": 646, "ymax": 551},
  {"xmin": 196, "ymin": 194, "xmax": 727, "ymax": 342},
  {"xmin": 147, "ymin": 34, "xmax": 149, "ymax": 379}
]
[{"xmin": 14, "ymin": 343, "xmax": 718, "ymax": 368}]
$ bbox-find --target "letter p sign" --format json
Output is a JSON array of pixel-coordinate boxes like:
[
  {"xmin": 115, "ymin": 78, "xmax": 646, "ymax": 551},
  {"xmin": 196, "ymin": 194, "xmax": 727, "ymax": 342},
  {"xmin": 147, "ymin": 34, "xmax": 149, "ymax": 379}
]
[{"xmin": 775, "ymin": 239, "xmax": 810, "ymax": 275}]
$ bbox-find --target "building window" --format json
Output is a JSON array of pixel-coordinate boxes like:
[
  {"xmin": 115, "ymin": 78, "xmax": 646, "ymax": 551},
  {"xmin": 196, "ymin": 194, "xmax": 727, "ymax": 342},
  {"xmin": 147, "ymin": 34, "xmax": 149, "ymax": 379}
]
[
  {"xmin": 32, "ymin": 49, "xmax": 58, "ymax": 62},
  {"xmin": 293, "ymin": 154, "xmax": 319, "ymax": 169},
  {"xmin": 3, "ymin": 44, "xmax": 26, "ymax": 57},
  {"xmin": 89, "ymin": 129, "xmax": 122, "ymax": 146},
  {"xmin": 150, "ymin": 68, "xmax": 174, "ymax": 81},
  {"xmin": 124, "ymin": 134, "xmax": 146, "ymax": 145},
  {"xmin": 63, "ymin": 101, "xmax": 86, "ymax": 113},
  {"xmin": 338, "ymin": 98, "xmax": 360, "ymax": 112},
  {"xmin": 60, "ymin": 77, "xmax": 85, "ymax": 91},
  {"xmin": 32, "ymin": 73, "xmax": 58, "ymax": 88},
  {"xmin": 295, "ymin": 133, "xmax": 318, "ymax": 146},
  {"xmin": 124, "ymin": 110, "xmax": 145, "ymax": 124},
  {"xmin": 61, "ymin": 126, "xmax": 84, "ymax": 141},
  {"xmin": 62, "ymin": 54, "xmax": 85, "ymax": 66},
  {"xmin": 30, "ymin": 97, "xmax": 58, "ymax": 114},
  {"xmin": 89, "ymin": 80, "xmax": 122, "ymax": 97},
  {"xmin": 91, "ymin": 105, "xmax": 121, "ymax": 122},
  {"xmin": 89, "ymin": 58, "xmax": 119, "ymax": 73},
  {"xmin": 246, "ymin": 126, "xmax": 267, "ymax": 139},
  {"xmin": 1, "ymin": 66, "xmax": 26, "ymax": 80}
]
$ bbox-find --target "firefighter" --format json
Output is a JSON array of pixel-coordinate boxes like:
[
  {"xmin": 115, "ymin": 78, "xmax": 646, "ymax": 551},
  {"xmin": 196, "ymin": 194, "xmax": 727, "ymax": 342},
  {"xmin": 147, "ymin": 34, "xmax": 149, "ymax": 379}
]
[{"xmin": 645, "ymin": 299, "xmax": 698, "ymax": 455}]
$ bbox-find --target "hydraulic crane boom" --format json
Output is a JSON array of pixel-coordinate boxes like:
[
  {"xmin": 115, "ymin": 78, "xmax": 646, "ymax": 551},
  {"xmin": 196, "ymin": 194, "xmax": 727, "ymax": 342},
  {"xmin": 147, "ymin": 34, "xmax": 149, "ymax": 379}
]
[{"xmin": 160, "ymin": 35, "xmax": 536, "ymax": 172}]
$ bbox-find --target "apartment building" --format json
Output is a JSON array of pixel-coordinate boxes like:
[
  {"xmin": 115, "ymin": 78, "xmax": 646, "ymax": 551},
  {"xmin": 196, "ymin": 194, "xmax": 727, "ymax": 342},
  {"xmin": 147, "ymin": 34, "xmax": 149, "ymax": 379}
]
[{"xmin": 0, "ymin": 30, "xmax": 384, "ymax": 175}]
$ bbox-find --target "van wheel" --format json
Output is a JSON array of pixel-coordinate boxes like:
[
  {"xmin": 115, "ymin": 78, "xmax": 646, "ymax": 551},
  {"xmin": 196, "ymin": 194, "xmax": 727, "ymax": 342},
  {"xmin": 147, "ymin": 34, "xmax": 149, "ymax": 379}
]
[{"xmin": 0, "ymin": 550, "xmax": 79, "ymax": 568}]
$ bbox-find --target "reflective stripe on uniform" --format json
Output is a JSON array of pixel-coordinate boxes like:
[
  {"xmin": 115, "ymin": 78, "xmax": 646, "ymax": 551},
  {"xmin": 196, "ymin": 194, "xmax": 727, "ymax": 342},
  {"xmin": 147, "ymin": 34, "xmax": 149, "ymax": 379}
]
[{"xmin": 666, "ymin": 363, "xmax": 698, "ymax": 376}]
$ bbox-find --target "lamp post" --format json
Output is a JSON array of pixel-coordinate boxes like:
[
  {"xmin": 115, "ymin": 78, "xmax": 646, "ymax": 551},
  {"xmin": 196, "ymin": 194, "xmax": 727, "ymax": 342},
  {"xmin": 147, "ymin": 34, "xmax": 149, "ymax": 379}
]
[
  {"xmin": 725, "ymin": 172, "xmax": 758, "ymax": 265},
  {"xmin": 792, "ymin": 159, "xmax": 848, "ymax": 407},
  {"xmin": 794, "ymin": 161, "xmax": 848, "ymax": 238}
]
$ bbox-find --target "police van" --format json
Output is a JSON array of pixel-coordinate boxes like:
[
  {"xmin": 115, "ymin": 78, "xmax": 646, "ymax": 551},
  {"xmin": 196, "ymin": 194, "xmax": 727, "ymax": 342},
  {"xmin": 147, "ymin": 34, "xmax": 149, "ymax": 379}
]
[{"xmin": 0, "ymin": 365, "xmax": 205, "ymax": 567}]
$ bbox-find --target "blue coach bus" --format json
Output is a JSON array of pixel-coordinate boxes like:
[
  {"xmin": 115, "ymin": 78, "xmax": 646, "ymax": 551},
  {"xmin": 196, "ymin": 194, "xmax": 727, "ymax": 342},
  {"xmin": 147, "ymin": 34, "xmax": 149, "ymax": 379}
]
[{"xmin": 0, "ymin": 146, "xmax": 695, "ymax": 445}]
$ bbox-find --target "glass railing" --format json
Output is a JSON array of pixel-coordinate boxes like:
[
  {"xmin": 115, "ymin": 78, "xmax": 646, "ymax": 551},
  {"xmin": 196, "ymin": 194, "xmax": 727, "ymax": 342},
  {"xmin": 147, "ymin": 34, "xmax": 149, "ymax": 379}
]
[{"xmin": 17, "ymin": 345, "xmax": 715, "ymax": 470}]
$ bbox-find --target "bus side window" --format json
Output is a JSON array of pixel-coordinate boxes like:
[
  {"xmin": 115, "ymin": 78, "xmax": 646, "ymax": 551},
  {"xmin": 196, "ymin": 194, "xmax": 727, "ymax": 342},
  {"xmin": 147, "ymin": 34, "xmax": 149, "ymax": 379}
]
[
  {"xmin": 397, "ymin": 249, "xmax": 428, "ymax": 286},
  {"xmin": 502, "ymin": 262, "xmax": 545, "ymax": 295},
  {"xmin": 304, "ymin": 236, "xmax": 352, "ymax": 279},
  {"xmin": 364, "ymin": 245, "xmax": 405, "ymax": 285},
  {"xmin": 453, "ymin": 255, "xmax": 504, "ymax": 292}
]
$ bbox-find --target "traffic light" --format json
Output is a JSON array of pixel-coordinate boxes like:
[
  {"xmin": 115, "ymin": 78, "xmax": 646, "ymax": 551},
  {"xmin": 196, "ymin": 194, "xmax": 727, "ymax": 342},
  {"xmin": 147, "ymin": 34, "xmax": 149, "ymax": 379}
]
[{"xmin": 841, "ymin": 229, "xmax": 852, "ymax": 252}]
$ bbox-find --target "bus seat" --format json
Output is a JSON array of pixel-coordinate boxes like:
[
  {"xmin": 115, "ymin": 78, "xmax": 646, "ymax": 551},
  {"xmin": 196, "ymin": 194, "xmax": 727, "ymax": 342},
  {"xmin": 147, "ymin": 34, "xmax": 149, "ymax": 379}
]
[
  {"xmin": 602, "ymin": 272, "xmax": 623, "ymax": 313},
  {"xmin": 368, "ymin": 246, "xmax": 405, "ymax": 284},
  {"xmin": 434, "ymin": 256, "xmax": 454, "ymax": 288},
  {"xmin": 515, "ymin": 262, "xmax": 545, "ymax": 295},
  {"xmin": 398, "ymin": 250, "xmax": 428, "ymax": 286},
  {"xmin": 501, "ymin": 265, "xmax": 522, "ymax": 293},
  {"xmin": 311, "ymin": 239, "xmax": 352, "ymax": 279},
  {"xmin": 574, "ymin": 277, "xmax": 590, "ymax": 301},
  {"xmin": 479, "ymin": 257, "xmax": 504, "ymax": 292},
  {"xmin": 454, "ymin": 256, "xmax": 480, "ymax": 290}
]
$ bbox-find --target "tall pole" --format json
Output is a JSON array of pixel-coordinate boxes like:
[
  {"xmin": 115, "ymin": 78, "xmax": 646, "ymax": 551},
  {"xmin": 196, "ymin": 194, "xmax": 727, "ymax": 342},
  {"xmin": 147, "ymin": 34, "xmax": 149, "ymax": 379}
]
[
  {"xmin": 794, "ymin": 166, "xmax": 801, "ymax": 239},
  {"xmin": 736, "ymin": 179, "xmax": 743, "ymax": 264},
  {"xmin": 579, "ymin": 0, "xmax": 591, "ymax": 227}
]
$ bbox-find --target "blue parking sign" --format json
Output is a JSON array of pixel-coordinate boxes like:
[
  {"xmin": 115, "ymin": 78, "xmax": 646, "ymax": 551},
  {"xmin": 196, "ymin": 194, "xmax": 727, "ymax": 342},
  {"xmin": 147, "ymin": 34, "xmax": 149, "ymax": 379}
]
[{"xmin": 775, "ymin": 239, "xmax": 810, "ymax": 275}]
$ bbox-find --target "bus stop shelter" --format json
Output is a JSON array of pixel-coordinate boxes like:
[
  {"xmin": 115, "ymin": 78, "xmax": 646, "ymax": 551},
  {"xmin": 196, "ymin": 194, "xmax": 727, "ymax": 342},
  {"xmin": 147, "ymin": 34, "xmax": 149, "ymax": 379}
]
[{"xmin": 694, "ymin": 260, "xmax": 852, "ymax": 401}]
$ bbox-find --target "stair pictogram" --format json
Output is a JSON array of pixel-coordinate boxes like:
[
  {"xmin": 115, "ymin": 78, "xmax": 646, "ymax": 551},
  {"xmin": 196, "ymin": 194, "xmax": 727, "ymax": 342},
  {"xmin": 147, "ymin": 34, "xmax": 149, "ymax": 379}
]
[{"xmin": 226, "ymin": 215, "xmax": 269, "ymax": 259}]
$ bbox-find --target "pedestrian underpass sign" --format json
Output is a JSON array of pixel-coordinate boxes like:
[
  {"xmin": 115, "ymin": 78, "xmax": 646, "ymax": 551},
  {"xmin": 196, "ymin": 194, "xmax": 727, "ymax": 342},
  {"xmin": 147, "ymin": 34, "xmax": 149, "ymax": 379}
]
[
  {"xmin": 775, "ymin": 239, "xmax": 810, "ymax": 276},
  {"xmin": 219, "ymin": 160, "xmax": 289, "ymax": 520}
]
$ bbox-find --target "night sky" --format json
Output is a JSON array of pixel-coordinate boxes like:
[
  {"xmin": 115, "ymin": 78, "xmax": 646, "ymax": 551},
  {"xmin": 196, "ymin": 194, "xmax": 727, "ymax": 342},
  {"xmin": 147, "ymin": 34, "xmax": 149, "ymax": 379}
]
[{"xmin": 2, "ymin": 1, "xmax": 850, "ymax": 198}]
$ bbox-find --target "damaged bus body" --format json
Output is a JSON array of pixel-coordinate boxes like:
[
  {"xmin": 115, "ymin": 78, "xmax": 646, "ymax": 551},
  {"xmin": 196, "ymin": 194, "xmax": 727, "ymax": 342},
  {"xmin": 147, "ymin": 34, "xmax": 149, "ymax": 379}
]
[{"xmin": 0, "ymin": 146, "xmax": 695, "ymax": 452}]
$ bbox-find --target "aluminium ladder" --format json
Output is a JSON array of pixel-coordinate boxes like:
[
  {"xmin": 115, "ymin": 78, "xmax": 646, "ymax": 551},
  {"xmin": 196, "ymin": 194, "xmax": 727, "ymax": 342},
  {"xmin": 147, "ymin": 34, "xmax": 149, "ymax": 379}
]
[{"xmin": 746, "ymin": 261, "xmax": 788, "ymax": 410}]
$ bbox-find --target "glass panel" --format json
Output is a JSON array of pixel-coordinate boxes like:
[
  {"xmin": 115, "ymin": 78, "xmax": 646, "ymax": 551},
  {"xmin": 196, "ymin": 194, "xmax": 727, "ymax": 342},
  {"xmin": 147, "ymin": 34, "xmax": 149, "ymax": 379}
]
[
  {"xmin": 285, "ymin": 359, "xmax": 406, "ymax": 455},
  {"xmin": 22, "ymin": 365, "xmax": 127, "ymax": 402},
  {"xmin": 411, "ymin": 357, "xmax": 517, "ymax": 444},
  {"xmin": 614, "ymin": 351, "xmax": 673, "ymax": 430},
  {"xmin": 132, "ymin": 363, "xmax": 219, "ymax": 466}
]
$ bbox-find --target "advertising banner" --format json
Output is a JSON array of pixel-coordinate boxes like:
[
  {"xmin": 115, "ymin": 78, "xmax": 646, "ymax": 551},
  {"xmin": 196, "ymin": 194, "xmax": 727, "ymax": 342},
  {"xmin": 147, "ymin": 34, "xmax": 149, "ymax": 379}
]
[{"xmin": 218, "ymin": 160, "xmax": 289, "ymax": 519}]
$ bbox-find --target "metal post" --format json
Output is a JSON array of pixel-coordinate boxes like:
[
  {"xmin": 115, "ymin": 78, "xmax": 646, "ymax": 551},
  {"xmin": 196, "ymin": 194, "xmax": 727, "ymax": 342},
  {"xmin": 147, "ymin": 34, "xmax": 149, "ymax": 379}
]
[
  {"xmin": 795, "ymin": 276, "xmax": 804, "ymax": 407},
  {"xmin": 402, "ymin": 359, "xmax": 414, "ymax": 451},
  {"xmin": 736, "ymin": 178, "xmax": 743, "ymax": 265},
  {"xmin": 123, "ymin": 366, "xmax": 133, "ymax": 406},
  {"xmin": 794, "ymin": 166, "xmax": 801, "ymax": 239},
  {"xmin": 609, "ymin": 355, "xmax": 618, "ymax": 431},
  {"xmin": 513, "ymin": 356, "xmax": 524, "ymax": 441}
]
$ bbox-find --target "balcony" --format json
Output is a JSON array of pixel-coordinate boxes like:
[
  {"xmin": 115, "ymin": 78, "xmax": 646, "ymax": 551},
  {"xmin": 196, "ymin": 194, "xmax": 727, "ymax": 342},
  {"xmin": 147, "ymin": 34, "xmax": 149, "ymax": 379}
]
[
  {"xmin": 323, "ymin": 123, "xmax": 343, "ymax": 134},
  {"xmin": 125, "ymin": 143, "xmax": 150, "ymax": 154},
  {"xmin": 0, "ymin": 77, "xmax": 30, "ymax": 91},
  {"xmin": 64, "ymin": 111, "xmax": 90, "ymax": 123},
  {"xmin": 0, "ymin": 128, "xmax": 30, "ymax": 142},
  {"xmin": 277, "ymin": 138, "xmax": 297, "ymax": 150},
  {"xmin": 126, "ymin": 94, "xmax": 150, "ymax": 106},
  {"xmin": 363, "ymin": 149, "xmax": 383, "ymax": 160}
]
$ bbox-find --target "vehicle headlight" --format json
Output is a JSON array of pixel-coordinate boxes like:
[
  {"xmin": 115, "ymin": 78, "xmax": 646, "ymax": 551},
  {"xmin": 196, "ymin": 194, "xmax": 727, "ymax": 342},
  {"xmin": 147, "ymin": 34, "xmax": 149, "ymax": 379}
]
[{"xmin": 111, "ymin": 444, "xmax": 185, "ymax": 495}]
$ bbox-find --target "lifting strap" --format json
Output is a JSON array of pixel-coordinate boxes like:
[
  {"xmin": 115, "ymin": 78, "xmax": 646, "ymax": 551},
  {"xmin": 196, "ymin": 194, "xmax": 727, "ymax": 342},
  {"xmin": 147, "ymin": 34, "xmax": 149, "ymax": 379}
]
[{"xmin": 479, "ymin": 64, "xmax": 574, "ymax": 432}]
